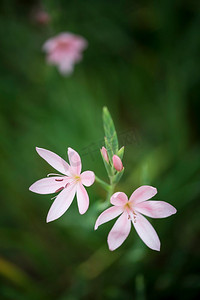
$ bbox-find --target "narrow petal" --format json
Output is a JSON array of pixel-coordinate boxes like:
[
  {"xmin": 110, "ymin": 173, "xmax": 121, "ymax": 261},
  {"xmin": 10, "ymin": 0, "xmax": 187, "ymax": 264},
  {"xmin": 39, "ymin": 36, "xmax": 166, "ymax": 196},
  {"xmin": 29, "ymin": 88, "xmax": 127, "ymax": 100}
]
[
  {"xmin": 46, "ymin": 184, "xmax": 76, "ymax": 223},
  {"xmin": 110, "ymin": 192, "xmax": 128, "ymax": 206},
  {"xmin": 76, "ymin": 183, "xmax": 89, "ymax": 215},
  {"xmin": 68, "ymin": 147, "xmax": 82, "ymax": 175},
  {"xmin": 36, "ymin": 147, "xmax": 71, "ymax": 176},
  {"xmin": 132, "ymin": 213, "xmax": 160, "ymax": 251},
  {"xmin": 135, "ymin": 201, "xmax": 177, "ymax": 218},
  {"xmin": 94, "ymin": 206, "xmax": 123, "ymax": 230},
  {"xmin": 29, "ymin": 177, "xmax": 68, "ymax": 194},
  {"xmin": 129, "ymin": 185, "xmax": 157, "ymax": 205},
  {"xmin": 108, "ymin": 212, "xmax": 131, "ymax": 251},
  {"xmin": 81, "ymin": 171, "xmax": 95, "ymax": 187}
]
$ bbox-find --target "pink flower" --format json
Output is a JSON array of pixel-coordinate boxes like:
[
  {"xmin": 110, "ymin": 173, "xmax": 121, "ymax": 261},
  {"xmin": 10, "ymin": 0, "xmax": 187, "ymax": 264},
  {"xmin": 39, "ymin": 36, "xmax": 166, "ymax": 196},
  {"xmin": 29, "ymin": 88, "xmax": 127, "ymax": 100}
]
[
  {"xmin": 43, "ymin": 32, "xmax": 87, "ymax": 75},
  {"xmin": 32, "ymin": 8, "xmax": 51, "ymax": 25},
  {"xmin": 95, "ymin": 186, "xmax": 177, "ymax": 251},
  {"xmin": 101, "ymin": 147, "xmax": 109, "ymax": 163},
  {"xmin": 29, "ymin": 147, "xmax": 95, "ymax": 222},
  {"xmin": 112, "ymin": 155, "xmax": 123, "ymax": 171}
]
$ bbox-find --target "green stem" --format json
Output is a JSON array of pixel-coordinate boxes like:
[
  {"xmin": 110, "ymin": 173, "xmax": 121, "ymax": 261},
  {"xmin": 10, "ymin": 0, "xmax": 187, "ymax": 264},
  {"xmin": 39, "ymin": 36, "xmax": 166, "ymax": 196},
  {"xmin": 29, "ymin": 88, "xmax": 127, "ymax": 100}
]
[
  {"xmin": 95, "ymin": 173, "xmax": 117, "ymax": 203},
  {"xmin": 106, "ymin": 183, "xmax": 115, "ymax": 202},
  {"xmin": 95, "ymin": 175, "xmax": 110, "ymax": 192},
  {"xmin": 106, "ymin": 175, "xmax": 116, "ymax": 202}
]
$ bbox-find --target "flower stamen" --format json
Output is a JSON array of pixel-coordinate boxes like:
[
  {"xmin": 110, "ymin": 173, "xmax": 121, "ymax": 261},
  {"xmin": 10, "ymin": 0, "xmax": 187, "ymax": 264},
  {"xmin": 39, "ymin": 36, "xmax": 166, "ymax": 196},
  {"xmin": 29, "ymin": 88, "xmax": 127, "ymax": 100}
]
[
  {"xmin": 74, "ymin": 175, "xmax": 81, "ymax": 182},
  {"xmin": 47, "ymin": 173, "xmax": 65, "ymax": 177},
  {"xmin": 124, "ymin": 202, "xmax": 137, "ymax": 223},
  {"xmin": 55, "ymin": 187, "xmax": 64, "ymax": 193}
]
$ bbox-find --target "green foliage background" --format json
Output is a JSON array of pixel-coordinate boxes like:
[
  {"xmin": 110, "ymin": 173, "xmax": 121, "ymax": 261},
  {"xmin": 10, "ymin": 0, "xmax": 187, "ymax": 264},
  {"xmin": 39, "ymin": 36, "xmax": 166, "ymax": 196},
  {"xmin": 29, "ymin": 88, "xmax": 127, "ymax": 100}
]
[{"xmin": 0, "ymin": 0, "xmax": 199, "ymax": 299}]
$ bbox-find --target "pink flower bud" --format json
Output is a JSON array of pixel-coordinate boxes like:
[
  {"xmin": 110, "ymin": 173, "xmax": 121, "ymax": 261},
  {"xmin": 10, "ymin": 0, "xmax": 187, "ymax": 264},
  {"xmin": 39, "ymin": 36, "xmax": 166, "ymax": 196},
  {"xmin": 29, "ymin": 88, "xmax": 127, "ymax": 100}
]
[
  {"xmin": 112, "ymin": 155, "xmax": 123, "ymax": 172},
  {"xmin": 35, "ymin": 11, "xmax": 51, "ymax": 25},
  {"xmin": 31, "ymin": 6, "xmax": 51, "ymax": 25},
  {"xmin": 101, "ymin": 147, "xmax": 109, "ymax": 163}
]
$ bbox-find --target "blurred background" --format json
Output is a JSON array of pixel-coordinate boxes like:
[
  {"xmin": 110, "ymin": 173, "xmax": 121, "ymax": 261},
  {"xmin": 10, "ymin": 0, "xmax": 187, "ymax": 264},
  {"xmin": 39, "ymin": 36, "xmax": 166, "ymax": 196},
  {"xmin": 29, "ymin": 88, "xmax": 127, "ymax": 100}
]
[{"xmin": 0, "ymin": 0, "xmax": 200, "ymax": 299}]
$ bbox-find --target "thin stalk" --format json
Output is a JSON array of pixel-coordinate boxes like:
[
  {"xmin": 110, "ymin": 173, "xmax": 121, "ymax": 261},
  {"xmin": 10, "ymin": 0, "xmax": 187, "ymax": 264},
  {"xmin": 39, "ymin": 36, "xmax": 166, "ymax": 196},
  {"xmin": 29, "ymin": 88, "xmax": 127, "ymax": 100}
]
[
  {"xmin": 95, "ymin": 175, "xmax": 110, "ymax": 192},
  {"xmin": 106, "ymin": 175, "xmax": 115, "ymax": 202}
]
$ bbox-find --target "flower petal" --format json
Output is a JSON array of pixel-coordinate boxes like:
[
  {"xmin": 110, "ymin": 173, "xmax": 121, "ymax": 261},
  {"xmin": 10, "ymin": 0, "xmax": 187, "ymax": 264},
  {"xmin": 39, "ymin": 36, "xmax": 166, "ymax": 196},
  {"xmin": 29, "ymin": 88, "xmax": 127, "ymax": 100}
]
[
  {"xmin": 81, "ymin": 171, "xmax": 95, "ymax": 187},
  {"xmin": 94, "ymin": 206, "xmax": 123, "ymax": 230},
  {"xmin": 42, "ymin": 37, "xmax": 58, "ymax": 52},
  {"xmin": 135, "ymin": 201, "xmax": 177, "ymax": 218},
  {"xmin": 110, "ymin": 192, "xmax": 128, "ymax": 206},
  {"xmin": 76, "ymin": 183, "xmax": 89, "ymax": 215},
  {"xmin": 68, "ymin": 147, "xmax": 82, "ymax": 175},
  {"xmin": 107, "ymin": 212, "xmax": 131, "ymax": 251},
  {"xmin": 36, "ymin": 147, "xmax": 71, "ymax": 176},
  {"xmin": 29, "ymin": 177, "xmax": 68, "ymax": 194},
  {"xmin": 46, "ymin": 184, "xmax": 76, "ymax": 223},
  {"xmin": 58, "ymin": 61, "xmax": 74, "ymax": 75},
  {"xmin": 129, "ymin": 185, "xmax": 157, "ymax": 205},
  {"xmin": 132, "ymin": 213, "xmax": 160, "ymax": 251}
]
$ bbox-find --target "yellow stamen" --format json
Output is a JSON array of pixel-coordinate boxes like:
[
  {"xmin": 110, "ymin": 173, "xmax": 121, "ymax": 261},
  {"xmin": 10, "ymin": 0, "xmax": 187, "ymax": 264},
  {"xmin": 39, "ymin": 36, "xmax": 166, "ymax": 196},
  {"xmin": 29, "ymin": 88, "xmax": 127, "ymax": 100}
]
[
  {"xmin": 124, "ymin": 202, "xmax": 132, "ymax": 211},
  {"xmin": 74, "ymin": 175, "xmax": 81, "ymax": 181}
]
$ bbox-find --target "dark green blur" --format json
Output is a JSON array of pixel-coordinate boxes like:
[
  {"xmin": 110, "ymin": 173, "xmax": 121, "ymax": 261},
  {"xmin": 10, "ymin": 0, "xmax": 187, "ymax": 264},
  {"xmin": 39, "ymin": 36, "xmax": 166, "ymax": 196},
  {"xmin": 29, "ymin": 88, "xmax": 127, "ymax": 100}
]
[{"xmin": 0, "ymin": 0, "xmax": 199, "ymax": 299}]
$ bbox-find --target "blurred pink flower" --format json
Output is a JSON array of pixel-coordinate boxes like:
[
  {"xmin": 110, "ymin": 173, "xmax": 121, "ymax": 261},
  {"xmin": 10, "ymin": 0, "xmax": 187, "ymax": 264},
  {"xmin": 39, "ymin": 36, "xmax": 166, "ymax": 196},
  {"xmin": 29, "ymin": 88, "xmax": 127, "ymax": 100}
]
[
  {"xmin": 95, "ymin": 186, "xmax": 177, "ymax": 251},
  {"xmin": 29, "ymin": 147, "xmax": 95, "ymax": 222},
  {"xmin": 34, "ymin": 10, "xmax": 50, "ymax": 25},
  {"xmin": 101, "ymin": 146, "xmax": 109, "ymax": 163},
  {"xmin": 112, "ymin": 154, "xmax": 123, "ymax": 171},
  {"xmin": 30, "ymin": 6, "xmax": 51, "ymax": 25},
  {"xmin": 43, "ymin": 32, "xmax": 88, "ymax": 75}
]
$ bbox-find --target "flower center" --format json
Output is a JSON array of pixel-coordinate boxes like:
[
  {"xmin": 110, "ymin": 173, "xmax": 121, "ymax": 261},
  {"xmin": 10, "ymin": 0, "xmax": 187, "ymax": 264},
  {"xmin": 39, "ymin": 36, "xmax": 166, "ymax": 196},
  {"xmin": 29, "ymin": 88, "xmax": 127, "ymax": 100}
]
[
  {"xmin": 124, "ymin": 202, "xmax": 137, "ymax": 223},
  {"xmin": 74, "ymin": 175, "xmax": 81, "ymax": 182},
  {"xmin": 57, "ymin": 41, "xmax": 71, "ymax": 50}
]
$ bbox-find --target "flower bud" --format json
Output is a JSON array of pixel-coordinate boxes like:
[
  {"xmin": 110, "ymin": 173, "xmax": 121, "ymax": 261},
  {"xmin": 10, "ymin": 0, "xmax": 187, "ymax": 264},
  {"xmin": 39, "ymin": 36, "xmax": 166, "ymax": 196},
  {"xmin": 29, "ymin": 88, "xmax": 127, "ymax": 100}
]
[
  {"xmin": 101, "ymin": 147, "xmax": 109, "ymax": 163},
  {"xmin": 31, "ymin": 6, "xmax": 51, "ymax": 25},
  {"xmin": 112, "ymin": 155, "xmax": 123, "ymax": 172}
]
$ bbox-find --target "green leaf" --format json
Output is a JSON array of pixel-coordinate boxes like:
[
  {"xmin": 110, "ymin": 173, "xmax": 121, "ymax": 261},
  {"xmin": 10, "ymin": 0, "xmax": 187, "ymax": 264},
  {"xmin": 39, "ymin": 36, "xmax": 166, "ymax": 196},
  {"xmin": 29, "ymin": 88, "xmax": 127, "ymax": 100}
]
[
  {"xmin": 117, "ymin": 146, "xmax": 124, "ymax": 160},
  {"xmin": 100, "ymin": 149, "xmax": 113, "ymax": 176},
  {"xmin": 112, "ymin": 168, "xmax": 124, "ymax": 184},
  {"xmin": 102, "ymin": 107, "xmax": 119, "ymax": 160},
  {"xmin": 104, "ymin": 136, "xmax": 113, "ymax": 163}
]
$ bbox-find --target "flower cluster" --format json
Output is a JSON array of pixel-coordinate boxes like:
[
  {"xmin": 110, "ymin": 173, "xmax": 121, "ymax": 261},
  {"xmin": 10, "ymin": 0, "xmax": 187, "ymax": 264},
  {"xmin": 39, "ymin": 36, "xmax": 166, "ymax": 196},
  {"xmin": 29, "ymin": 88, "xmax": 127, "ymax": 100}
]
[
  {"xmin": 29, "ymin": 146, "xmax": 176, "ymax": 251},
  {"xmin": 29, "ymin": 108, "xmax": 177, "ymax": 251}
]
